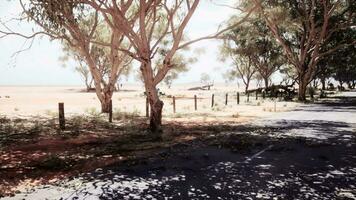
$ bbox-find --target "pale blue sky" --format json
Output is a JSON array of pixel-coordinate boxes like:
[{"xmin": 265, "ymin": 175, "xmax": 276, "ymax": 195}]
[{"xmin": 0, "ymin": 1, "xmax": 236, "ymax": 86}]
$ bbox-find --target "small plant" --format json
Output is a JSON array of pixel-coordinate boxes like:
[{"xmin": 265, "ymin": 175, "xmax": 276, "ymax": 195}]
[
  {"xmin": 256, "ymin": 102, "xmax": 261, "ymax": 106},
  {"xmin": 174, "ymin": 113, "xmax": 184, "ymax": 118},
  {"xmin": 14, "ymin": 107, "xmax": 19, "ymax": 112},
  {"xmin": 85, "ymin": 107, "xmax": 101, "ymax": 118},
  {"xmin": 0, "ymin": 116, "xmax": 11, "ymax": 124},
  {"xmin": 212, "ymin": 105, "xmax": 222, "ymax": 112},
  {"xmin": 113, "ymin": 109, "xmax": 140, "ymax": 120},
  {"xmin": 28, "ymin": 121, "xmax": 43, "ymax": 135},
  {"xmin": 45, "ymin": 110, "xmax": 58, "ymax": 117},
  {"xmin": 232, "ymin": 113, "xmax": 239, "ymax": 118},
  {"xmin": 69, "ymin": 116, "xmax": 86, "ymax": 135}
]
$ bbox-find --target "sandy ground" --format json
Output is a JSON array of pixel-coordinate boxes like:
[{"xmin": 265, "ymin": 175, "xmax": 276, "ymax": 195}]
[
  {"xmin": 1, "ymin": 92, "xmax": 355, "ymax": 200},
  {"xmin": 0, "ymin": 85, "xmax": 299, "ymax": 123}
]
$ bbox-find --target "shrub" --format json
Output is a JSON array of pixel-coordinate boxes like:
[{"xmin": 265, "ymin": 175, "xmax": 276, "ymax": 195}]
[{"xmin": 113, "ymin": 109, "xmax": 140, "ymax": 120}]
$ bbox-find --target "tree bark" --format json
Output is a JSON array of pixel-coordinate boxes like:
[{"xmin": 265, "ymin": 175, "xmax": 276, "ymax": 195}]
[
  {"xmin": 264, "ymin": 77, "xmax": 269, "ymax": 89},
  {"xmin": 149, "ymin": 95, "xmax": 163, "ymax": 132},
  {"xmin": 100, "ymin": 88, "xmax": 114, "ymax": 113},
  {"xmin": 141, "ymin": 63, "xmax": 164, "ymax": 133},
  {"xmin": 298, "ymin": 76, "xmax": 308, "ymax": 101},
  {"xmin": 245, "ymin": 84, "xmax": 249, "ymax": 94},
  {"xmin": 321, "ymin": 78, "xmax": 326, "ymax": 90},
  {"xmin": 146, "ymin": 85, "xmax": 163, "ymax": 133}
]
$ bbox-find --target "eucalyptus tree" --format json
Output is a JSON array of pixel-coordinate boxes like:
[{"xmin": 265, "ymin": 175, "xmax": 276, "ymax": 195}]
[
  {"xmin": 252, "ymin": 0, "xmax": 356, "ymax": 101},
  {"xmin": 329, "ymin": 45, "xmax": 356, "ymax": 89},
  {"xmin": 155, "ymin": 39, "xmax": 197, "ymax": 89},
  {"xmin": 1, "ymin": 0, "xmax": 258, "ymax": 132},
  {"xmin": 1, "ymin": 0, "xmax": 132, "ymax": 112},
  {"xmin": 223, "ymin": 55, "xmax": 257, "ymax": 93},
  {"xmin": 200, "ymin": 73, "xmax": 212, "ymax": 86},
  {"xmin": 80, "ymin": 0, "xmax": 258, "ymax": 132},
  {"xmin": 221, "ymin": 15, "xmax": 284, "ymax": 89}
]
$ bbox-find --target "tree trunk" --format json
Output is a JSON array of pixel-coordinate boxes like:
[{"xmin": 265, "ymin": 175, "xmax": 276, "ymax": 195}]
[
  {"xmin": 145, "ymin": 85, "xmax": 163, "ymax": 133},
  {"xmin": 149, "ymin": 96, "xmax": 163, "ymax": 132},
  {"xmin": 244, "ymin": 80, "xmax": 250, "ymax": 93},
  {"xmin": 321, "ymin": 78, "xmax": 326, "ymax": 90},
  {"xmin": 245, "ymin": 85, "xmax": 249, "ymax": 93},
  {"xmin": 264, "ymin": 77, "xmax": 269, "ymax": 89},
  {"xmin": 298, "ymin": 76, "xmax": 308, "ymax": 102},
  {"xmin": 100, "ymin": 86, "xmax": 115, "ymax": 113},
  {"xmin": 100, "ymin": 93, "xmax": 112, "ymax": 113},
  {"xmin": 141, "ymin": 62, "xmax": 164, "ymax": 133}
]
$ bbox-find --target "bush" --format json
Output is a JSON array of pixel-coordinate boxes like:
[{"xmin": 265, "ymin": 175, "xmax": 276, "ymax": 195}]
[{"xmin": 113, "ymin": 109, "xmax": 140, "ymax": 120}]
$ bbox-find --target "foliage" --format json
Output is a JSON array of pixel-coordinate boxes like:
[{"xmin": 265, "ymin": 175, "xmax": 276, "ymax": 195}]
[
  {"xmin": 221, "ymin": 14, "xmax": 284, "ymax": 88},
  {"xmin": 154, "ymin": 39, "xmax": 199, "ymax": 88},
  {"xmin": 248, "ymin": 0, "xmax": 356, "ymax": 100},
  {"xmin": 113, "ymin": 108, "xmax": 141, "ymax": 121},
  {"xmin": 320, "ymin": 28, "xmax": 356, "ymax": 89},
  {"xmin": 200, "ymin": 73, "xmax": 212, "ymax": 85}
]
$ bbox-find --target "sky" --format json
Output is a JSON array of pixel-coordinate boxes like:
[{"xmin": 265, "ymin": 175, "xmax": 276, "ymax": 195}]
[{"xmin": 0, "ymin": 1, "xmax": 237, "ymax": 86}]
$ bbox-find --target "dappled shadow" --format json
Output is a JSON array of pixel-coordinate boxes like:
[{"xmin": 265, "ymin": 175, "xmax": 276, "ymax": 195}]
[
  {"xmin": 35, "ymin": 132, "xmax": 355, "ymax": 200},
  {"xmin": 267, "ymin": 120, "xmax": 355, "ymax": 141},
  {"xmin": 306, "ymin": 96, "xmax": 356, "ymax": 112},
  {"xmin": 13, "ymin": 113, "xmax": 355, "ymax": 199},
  {"xmin": 2, "ymin": 94, "xmax": 356, "ymax": 199}
]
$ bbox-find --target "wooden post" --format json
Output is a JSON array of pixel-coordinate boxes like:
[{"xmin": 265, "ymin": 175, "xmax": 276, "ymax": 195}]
[
  {"xmin": 58, "ymin": 103, "xmax": 65, "ymax": 130},
  {"xmin": 146, "ymin": 97, "xmax": 149, "ymax": 118},
  {"xmin": 194, "ymin": 95, "xmax": 197, "ymax": 111},
  {"xmin": 256, "ymin": 91, "xmax": 258, "ymax": 100},
  {"xmin": 109, "ymin": 100, "xmax": 113, "ymax": 123},
  {"xmin": 262, "ymin": 91, "xmax": 266, "ymax": 99},
  {"xmin": 247, "ymin": 92, "xmax": 250, "ymax": 102},
  {"xmin": 225, "ymin": 93, "xmax": 228, "ymax": 105},
  {"xmin": 237, "ymin": 92, "xmax": 239, "ymax": 104},
  {"xmin": 211, "ymin": 94, "xmax": 214, "ymax": 107},
  {"xmin": 173, "ymin": 96, "xmax": 176, "ymax": 113}
]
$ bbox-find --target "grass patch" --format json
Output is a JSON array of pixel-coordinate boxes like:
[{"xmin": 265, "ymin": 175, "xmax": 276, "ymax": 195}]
[{"xmin": 113, "ymin": 108, "xmax": 140, "ymax": 121}]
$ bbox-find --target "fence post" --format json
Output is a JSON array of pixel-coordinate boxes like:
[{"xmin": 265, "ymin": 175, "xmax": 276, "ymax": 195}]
[
  {"xmin": 109, "ymin": 100, "xmax": 113, "ymax": 123},
  {"xmin": 262, "ymin": 91, "xmax": 266, "ymax": 99},
  {"xmin": 58, "ymin": 103, "xmax": 65, "ymax": 130},
  {"xmin": 225, "ymin": 93, "xmax": 228, "ymax": 105},
  {"xmin": 173, "ymin": 96, "xmax": 176, "ymax": 113},
  {"xmin": 256, "ymin": 91, "xmax": 258, "ymax": 100},
  {"xmin": 247, "ymin": 92, "xmax": 250, "ymax": 102},
  {"xmin": 211, "ymin": 94, "xmax": 214, "ymax": 107},
  {"xmin": 237, "ymin": 92, "xmax": 240, "ymax": 105},
  {"xmin": 194, "ymin": 95, "xmax": 197, "ymax": 111},
  {"xmin": 146, "ymin": 97, "xmax": 149, "ymax": 118}
]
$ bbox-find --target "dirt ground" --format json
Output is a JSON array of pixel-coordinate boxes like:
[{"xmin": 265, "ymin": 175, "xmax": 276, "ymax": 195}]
[
  {"xmin": 0, "ymin": 85, "xmax": 298, "ymax": 120},
  {"xmin": 1, "ymin": 87, "xmax": 355, "ymax": 199}
]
